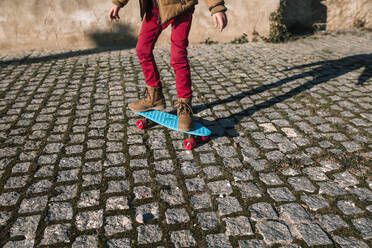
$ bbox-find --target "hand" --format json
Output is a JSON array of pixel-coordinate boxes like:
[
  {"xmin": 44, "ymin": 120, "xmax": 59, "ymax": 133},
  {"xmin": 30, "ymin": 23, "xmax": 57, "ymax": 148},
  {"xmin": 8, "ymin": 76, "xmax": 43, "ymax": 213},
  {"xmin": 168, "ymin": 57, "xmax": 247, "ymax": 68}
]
[
  {"xmin": 213, "ymin": 12, "xmax": 228, "ymax": 32},
  {"xmin": 108, "ymin": 5, "xmax": 121, "ymax": 22}
]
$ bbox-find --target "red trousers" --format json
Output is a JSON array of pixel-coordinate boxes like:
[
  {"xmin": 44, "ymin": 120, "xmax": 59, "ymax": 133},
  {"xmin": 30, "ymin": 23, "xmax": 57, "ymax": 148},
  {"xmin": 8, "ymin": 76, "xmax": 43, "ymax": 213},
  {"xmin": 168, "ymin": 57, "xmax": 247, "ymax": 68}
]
[{"xmin": 136, "ymin": 7, "xmax": 194, "ymax": 98}]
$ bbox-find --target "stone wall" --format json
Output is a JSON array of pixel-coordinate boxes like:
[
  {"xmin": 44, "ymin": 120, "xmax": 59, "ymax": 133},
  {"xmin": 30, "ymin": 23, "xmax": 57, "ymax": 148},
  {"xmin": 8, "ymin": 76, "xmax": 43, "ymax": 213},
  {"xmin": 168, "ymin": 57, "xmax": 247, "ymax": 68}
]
[
  {"xmin": 324, "ymin": 0, "xmax": 372, "ymax": 30},
  {"xmin": 0, "ymin": 0, "xmax": 280, "ymax": 52},
  {"xmin": 0, "ymin": 0, "xmax": 370, "ymax": 52}
]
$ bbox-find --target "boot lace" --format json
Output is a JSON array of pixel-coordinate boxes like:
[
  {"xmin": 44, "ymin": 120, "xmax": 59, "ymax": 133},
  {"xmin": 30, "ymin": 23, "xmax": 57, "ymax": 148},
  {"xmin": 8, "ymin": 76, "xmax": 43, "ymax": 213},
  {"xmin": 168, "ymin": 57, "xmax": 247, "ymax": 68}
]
[
  {"xmin": 140, "ymin": 88, "xmax": 150, "ymax": 103},
  {"xmin": 177, "ymin": 101, "xmax": 193, "ymax": 116}
]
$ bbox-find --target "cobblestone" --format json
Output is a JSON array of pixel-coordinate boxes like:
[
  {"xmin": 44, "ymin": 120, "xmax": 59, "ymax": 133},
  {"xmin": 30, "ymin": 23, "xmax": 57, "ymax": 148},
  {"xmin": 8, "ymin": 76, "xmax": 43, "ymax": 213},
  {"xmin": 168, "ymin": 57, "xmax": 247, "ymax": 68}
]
[
  {"xmin": 190, "ymin": 193, "xmax": 212, "ymax": 209},
  {"xmin": 0, "ymin": 32, "xmax": 371, "ymax": 247},
  {"xmin": 315, "ymin": 214, "xmax": 348, "ymax": 232},
  {"xmin": 294, "ymin": 223, "xmax": 333, "ymax": 246},
  {"xmin": 249, "ymin": 202, "xmax": 279, "ymax": 221},
  {"xmin": 10, "ymin": 215, "xmax": 40, "ymax": 238},
  {"xmin": 337, "ymin": 200, "xmax": 364, "ymax": 215},
  {"xmin": 267, "ymin": 187, "xmax": 296, "ymax": 202},
  {"xmin": 137, "ymin": 224, "xmax": 162, "ymax": 244},
  {"xmin": 40, "ymin": 224, "xmax": 71, "ymax": 245},
  {"xmin": 217, "ymin": 196, "xmax": 243, "ymax": 215},
  {"xmin": 301, "ymin": 194, "xmax": 329, "ymax": 211},
  {"xmin": 75, "ymin": 210, "xmax": 103, "ymax": 231},
  {"xmin": 224, "ymin": 216, "xmax": 253, "ymax": 236},
  {"xmin": 73, "ymin": 235, "xmax": 99, "ymax": 248},
  {"xmin": 280, "ymin": 203, "xmax": 312, "ymax": 224},
  {"xmin": 206, "ymin": 233, "xmax": 232, "ymax": 248},
  {"xmin": 197, "ymin": 212, "xmax": 219, "ymax": 230},
  {"xmin": 104, "ymin": 215, "xmax": 132, "ymax": 235},
  {"xmin": 333, "ymin": 235, "xmax": 369, "ymax": 248},
  {"xmin": 170, "ymin": 230, "xmax": 196, "ymax": 247},
  {"xmin": 46, "ymin": 202, "xmax": 73, "ymax": 221},
  {"xmin": 256, "ymin": 220, "xmax": 292, "ymax": 245},
  {"xmin": 287, "ymin": 176, "xmax": 316, "ymax": 192},
  {"xmin": 352, "ymin": 218, "xmax": 372, "ymax": 239},
  {"xmin": 165, "ymin": 208, "xmax": 190, "ymax": 224}
]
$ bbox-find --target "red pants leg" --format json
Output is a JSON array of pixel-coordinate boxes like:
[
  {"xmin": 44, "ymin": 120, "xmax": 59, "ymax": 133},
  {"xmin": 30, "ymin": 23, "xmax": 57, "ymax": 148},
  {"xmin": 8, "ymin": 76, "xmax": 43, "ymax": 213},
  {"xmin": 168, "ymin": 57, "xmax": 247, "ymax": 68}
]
[
  {"xmin": 170, "ymin": 10, "xmax": 194, "ymax": 99},
  {"xmin": 136, "ymin": 8, "xmax": 194, "ymax": 98},
  {"xmin": 136, "ymin": 10, "xmax": 163, "ymax": 88}
]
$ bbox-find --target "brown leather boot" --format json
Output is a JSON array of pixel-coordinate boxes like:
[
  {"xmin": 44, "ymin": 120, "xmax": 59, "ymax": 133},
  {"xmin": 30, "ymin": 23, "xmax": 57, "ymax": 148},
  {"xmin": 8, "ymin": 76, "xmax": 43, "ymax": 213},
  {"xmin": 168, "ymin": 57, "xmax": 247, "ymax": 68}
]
[
  {"xmin": 129, "ymin": 85, "xmax": 166, "ymax": 112},
  {"xmin": 177, "ymin": 98, "xmax": 194, "ymax": 131}
]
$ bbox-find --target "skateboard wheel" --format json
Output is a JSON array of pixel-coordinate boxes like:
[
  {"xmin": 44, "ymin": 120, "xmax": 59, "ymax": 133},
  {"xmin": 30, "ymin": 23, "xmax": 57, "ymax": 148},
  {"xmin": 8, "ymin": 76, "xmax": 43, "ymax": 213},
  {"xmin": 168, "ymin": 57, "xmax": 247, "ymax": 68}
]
[
  {"xmin": 201, "ymin": 136, "xmax": 210, "ymax": 142},
  {"xmin": 184, "ymin": 137, "xmax": 196, "ymax": 150},
  {"xmin": 136, "ymin": 119, "xmax": 148, "ymax": 130}
]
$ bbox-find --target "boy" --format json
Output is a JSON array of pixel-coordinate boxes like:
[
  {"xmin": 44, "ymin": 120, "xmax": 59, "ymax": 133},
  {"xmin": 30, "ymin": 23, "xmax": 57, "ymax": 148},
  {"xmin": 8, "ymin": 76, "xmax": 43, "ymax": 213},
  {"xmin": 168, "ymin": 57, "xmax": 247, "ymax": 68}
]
[{"xmin": 108, "ymin": 0, "xmax": 227, "ymax": 131}]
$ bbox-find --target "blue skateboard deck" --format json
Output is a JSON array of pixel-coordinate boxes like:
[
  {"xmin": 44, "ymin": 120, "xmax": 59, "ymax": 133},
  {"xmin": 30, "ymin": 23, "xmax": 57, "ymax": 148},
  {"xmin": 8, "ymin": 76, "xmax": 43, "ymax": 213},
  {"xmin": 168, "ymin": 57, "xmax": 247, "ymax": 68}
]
[{"xmin": 136, "ymin": 110, "xmax": 211, "ymax": 137}]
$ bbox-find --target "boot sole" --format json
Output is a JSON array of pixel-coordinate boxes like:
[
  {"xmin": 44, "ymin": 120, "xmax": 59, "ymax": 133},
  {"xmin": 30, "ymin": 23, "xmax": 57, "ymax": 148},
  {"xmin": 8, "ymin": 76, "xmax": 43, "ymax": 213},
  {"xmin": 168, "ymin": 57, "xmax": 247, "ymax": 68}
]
[
  {"xmin": 129, "ymin": 104, "xmax": 166, "ymax": 112},
  {"xmin": 178, "ymin": 124, "xmax": 194, "ymax": 132}
]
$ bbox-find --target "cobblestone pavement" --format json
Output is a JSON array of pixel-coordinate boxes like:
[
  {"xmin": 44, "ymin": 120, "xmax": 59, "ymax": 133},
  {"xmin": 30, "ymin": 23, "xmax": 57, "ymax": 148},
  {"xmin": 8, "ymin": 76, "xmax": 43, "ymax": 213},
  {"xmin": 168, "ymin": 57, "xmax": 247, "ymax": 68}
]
[{"xmin": 0, "ymin": 32, "xmax": 371, "ymax": 247}]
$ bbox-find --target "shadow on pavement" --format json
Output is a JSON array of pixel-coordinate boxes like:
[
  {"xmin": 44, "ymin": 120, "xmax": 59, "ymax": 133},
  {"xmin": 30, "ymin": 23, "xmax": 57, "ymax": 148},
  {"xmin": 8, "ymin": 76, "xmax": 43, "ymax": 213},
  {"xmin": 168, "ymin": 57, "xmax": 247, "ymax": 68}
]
[
  {"xmin": 194, "ymin": 53, "xmax": 371, "ymax": 138},
  {"xmin": 0, "ymin": 23, "xmax": 137, "ymax": 65}
]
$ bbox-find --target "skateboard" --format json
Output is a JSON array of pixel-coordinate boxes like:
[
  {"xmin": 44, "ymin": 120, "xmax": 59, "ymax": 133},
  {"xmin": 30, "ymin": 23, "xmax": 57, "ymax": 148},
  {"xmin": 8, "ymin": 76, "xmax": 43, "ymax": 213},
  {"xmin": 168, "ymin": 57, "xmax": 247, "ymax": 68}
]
[{"xmin": 134, "ymin": 110, "xmax": 211, "ymax": 150}]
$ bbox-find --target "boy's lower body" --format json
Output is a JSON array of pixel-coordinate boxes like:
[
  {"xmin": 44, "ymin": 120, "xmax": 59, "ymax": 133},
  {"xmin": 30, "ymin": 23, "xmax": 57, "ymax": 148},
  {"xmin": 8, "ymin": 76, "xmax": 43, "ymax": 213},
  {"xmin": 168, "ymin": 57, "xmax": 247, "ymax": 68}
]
[{"xmin": 129, "ymin": 4, "xmax": 194, "ymax": 131}]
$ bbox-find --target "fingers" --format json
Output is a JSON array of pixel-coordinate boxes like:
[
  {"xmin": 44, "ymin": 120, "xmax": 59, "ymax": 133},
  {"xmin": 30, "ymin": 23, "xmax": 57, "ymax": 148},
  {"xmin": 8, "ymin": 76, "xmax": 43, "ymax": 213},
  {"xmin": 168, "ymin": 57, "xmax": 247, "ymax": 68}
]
[
  {"xmin": 108, "ymin": 8, "xmax": 113, "ymax": 21},
  {"xmin": 223, "ymin": 14, "xmax": 228, "ymax": 30},
  {"xmin": 213, "ymin": 13, "xmax": 228, "ymax": 32},
  {"xmin": 213, "ymin": 15, "xmax": 218, "ymax": 29},
  {"xmin": 108, "ymin": 6, "xmax": 120, "ymax": 22},
  {"xmin": 220, "ymin": 13, "xmax": 227, "ymax": 32},
  {"xmin": 218, "ymin": 15, "xmax": 223, "ymax": 32},
  {"xmin": 114, "ymin": 8, "xmax": 120, "ymax": 22}
]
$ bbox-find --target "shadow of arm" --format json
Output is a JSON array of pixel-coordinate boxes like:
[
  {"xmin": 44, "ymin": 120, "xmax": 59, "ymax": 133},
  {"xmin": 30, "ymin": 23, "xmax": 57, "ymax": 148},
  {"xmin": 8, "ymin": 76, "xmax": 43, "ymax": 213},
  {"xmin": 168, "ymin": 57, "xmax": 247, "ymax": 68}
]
[{"xmin": 357, "ymin": 65, "xmax": 372, "ymax": 85}]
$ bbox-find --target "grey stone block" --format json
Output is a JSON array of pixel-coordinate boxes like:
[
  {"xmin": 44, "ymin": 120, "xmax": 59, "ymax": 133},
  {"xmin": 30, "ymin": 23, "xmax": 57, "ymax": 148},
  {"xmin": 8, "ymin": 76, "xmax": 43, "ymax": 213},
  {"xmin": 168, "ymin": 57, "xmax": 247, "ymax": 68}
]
[
  {"xmin": 352, "ymin": 218, "xmax": 372, "ymax": 239},
  {"xmin": 249, "ymin": 202, "xmax": 278, "ymax": 221},
  {"xmin": 280, "ymin": 203, "xmax": 312, "ymax": 224},
  {"xmin": 190, "ymin": 193, "xmax": 212, "ymax": 210},
  {"xmin": 40, "ymin": 224, "xmax": 71, "ymax": 245},
  {"xmin": 75, "ymin": 210, "xmax": 103, "ymax": 231},
  {"xmin": 137, "ymin": 225, "xmax": 162, "ymax": 244},
  {"xmin": 135, "ymin": 202, "xmax": 159, "ymax": 224},
  {"xmin": 208, "ymin": 180, "xmax": 233, "ymax": 196},
  {"xmin": 315, "ymin": 214, "xmax": 348, "ymax": 232},
  {"xmin": 10, "ymin": 215, "xmax": 41, "ymax": 237},
  {"xmin": 73, "ymin": 235, "xmax": 99, "ymax": 248},
  {"xmin": 337, "ymin": 200, "xmax": 364, "ymax": 215},
  {"xmin": 197, "ymin": 212, "xmax": 219, "ymax": 230},
  {"xmin": 165, "ymin": 208, "xmax": 190, "ymax": 224},
  {"xmin": 333, "ymin": 235, "xmax": 369, "ymax": 248},
  {"xmin": 301, "ymin": 194, "xmax": 329, "ymax": 211},
  {"xmin": 46, "ymin": 202, "xmax": 73, "ymax": 221},
  {"xmin": 293, "ymin": 223, "xmax": 332, "ymax": 246},
  {"xmin": 216, "ymin": 197, "xmax": 242, "ymax": 215},
  {"xmin": 287, "ymin": 177, "xmax": 316, "ymax": 192},
  {"xmin": 267, "ymin": 187, "xmax": 296, "ymax": 202},
  {"xmin": 170, "ymin": 230, "xmax": 196, "ymax": 248},
  {"xmin": 224, "ymin": 216, "xmax": 253, "ymax": 236},
  {"xmin": 205, "ymin": 233, "xmax": 232, "ymax": 248},
  {"xmin": 256, "ymin": 221, "xmax": 292, "ymax": 245},
  {"xmin": 104, "ymin": 215, "xmax": 132, "ymax": 235}
]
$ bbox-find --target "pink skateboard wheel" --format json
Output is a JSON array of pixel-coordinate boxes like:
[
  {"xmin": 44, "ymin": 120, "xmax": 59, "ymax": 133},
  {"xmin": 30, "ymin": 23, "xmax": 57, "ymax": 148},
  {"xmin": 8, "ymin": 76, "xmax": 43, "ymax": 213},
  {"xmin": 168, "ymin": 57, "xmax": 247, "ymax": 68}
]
[
  {"xmin": 184, "ymin": 137, "xmax": 196, "ymax": 150},
  {"xmin": 136, "ymin": 119, "xmax": 148, "ymax": 130}
]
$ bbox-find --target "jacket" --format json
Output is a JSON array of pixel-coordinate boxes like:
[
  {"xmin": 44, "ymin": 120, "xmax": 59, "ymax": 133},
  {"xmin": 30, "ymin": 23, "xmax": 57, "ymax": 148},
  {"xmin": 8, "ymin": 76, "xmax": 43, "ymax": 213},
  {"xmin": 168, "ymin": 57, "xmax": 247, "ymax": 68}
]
[{"xmin": 112, "ymin": 0, "xmax": 227, "ymax": 25}]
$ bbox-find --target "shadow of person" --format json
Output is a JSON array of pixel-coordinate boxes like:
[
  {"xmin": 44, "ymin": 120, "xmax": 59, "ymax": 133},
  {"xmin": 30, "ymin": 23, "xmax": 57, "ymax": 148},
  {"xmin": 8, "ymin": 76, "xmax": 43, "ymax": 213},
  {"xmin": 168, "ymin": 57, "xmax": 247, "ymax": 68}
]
[
  {"xmin": 194, "ymin": 53, "xmax": 371, "ymax": 138},
  {"xmin": 0, "ymin": 23, "xmax": 137, "ymax": 66},
  {"xmin": 282, "ymin": 53, "xmax": 372, "ymax": 86}
]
